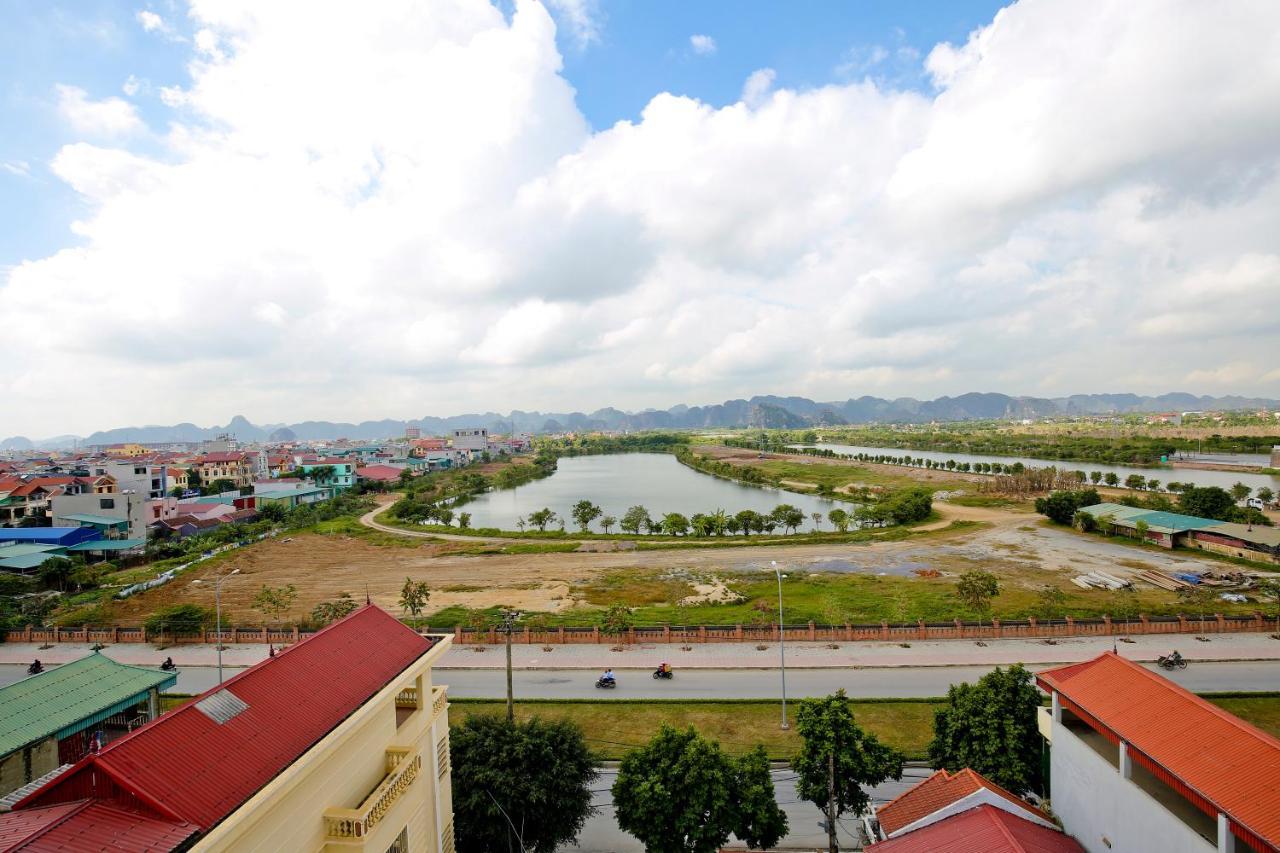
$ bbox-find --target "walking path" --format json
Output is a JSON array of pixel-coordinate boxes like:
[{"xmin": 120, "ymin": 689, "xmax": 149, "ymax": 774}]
[{"xmin": 3, "ymin": 632, "xmax": 1275, "ymax": 670}]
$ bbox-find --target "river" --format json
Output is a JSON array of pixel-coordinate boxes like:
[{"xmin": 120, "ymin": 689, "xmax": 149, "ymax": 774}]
[
  {"xmin": 796, "ymin": 443, "xmax": 1279, "ymax": 492},
  {"xmin": 459, "ymin": 453, "xmax": 838, "ymax": 531}
]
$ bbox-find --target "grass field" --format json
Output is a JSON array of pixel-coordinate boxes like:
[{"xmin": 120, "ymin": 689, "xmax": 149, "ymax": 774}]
[
  {"xmin": 449, "ymin": 699, "xmax": 940, "ymax": 760},
  {"xmin": 447, "ymin": 694, "xmax": 1280, "ymax": 761}
]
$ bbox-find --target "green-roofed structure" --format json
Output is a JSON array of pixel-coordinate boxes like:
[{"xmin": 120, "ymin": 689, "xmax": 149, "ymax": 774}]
[
  {"xmin": 1077, "ymin": 503, "xmax": 1229, "ymax": 549},
  {"xmin": 0, "ymin": 653, "xmax": 176, "ymax": 797}
]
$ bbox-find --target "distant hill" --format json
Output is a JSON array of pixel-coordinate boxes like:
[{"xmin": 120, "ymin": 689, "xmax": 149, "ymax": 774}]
[{"xmin": 8, "ymin": 391, "xmax": 1278, "ymax": 449}]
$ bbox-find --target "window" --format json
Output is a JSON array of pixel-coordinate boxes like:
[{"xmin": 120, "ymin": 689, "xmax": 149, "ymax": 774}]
[
  {"xmin": 99, "ymin": 498, "xmax": 115, "ymax": 510},
  {"xmin": 385, "ymin": 827, "xmax": 409, "ymax": 853}
]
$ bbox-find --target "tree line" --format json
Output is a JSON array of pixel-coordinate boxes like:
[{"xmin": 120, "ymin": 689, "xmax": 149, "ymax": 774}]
[{"xmin": 448, "ymin": 664, "xmax": 1043, "ymax": 853}]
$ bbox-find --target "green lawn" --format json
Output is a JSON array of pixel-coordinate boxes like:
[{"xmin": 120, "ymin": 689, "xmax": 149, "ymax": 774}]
[
  {"xmin": 449, "ymin": 699, "xmax": 940, "ymax": 760},
  {"xmin": 1210, "ymin": 696, "xmax": 1280, "ymax": 737}
]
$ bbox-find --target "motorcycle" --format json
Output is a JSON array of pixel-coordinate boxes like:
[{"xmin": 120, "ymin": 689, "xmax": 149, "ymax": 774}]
[
  {"xmin": 160, "ymin": 658, "xmax": 176, "ymax": 672},
  {"xmin": 652, "ymin": 668, "xmax": 674, "ymax": 680},
  {"xmin": 27, "ymin": 660, "xmax": 43, "ymax": 675},
  {"xmin": 1157, "ymin": 654, "xmax": 1187, "ymax": 671},
  {"xmin": 595, "ymin": 676, "xmax": 617, "ymax": 689}
]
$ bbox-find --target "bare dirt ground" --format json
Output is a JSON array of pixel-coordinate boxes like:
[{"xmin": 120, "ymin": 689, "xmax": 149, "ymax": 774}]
[{"xmin": 109, "ymin": 491, "xmax": 1245, "ymax": 623}]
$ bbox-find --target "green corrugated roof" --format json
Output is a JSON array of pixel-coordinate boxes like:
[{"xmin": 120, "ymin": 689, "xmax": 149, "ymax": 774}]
[
  {"xmin": 0, "ymin": 543, "xmax": 63, "ymax": 558},
  {"xmin": 65, "ymin": 538, "xmax": 146, "ymax": 552},
  {"xmin": 1127, "ymin": 510, "xmax": 1227, "ymax": 532},
  {"xmin": 58, "ymin": 513, "xmax": 129, "ymax": 526},
  {"xmin": 0, "ymin": 553, "xmax": 57, "ymax": 570},
  {"xmin": 0, "ymin": 653, "xmax": 176, "ymax": 756},
  {"xmin": 1078, "ymin": 503, "xmax": 1152, "ymax": 521}
]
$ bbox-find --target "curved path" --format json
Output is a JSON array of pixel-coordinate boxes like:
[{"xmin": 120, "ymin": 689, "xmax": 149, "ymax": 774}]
[{"xmin": 360, "ymin": 496, "xmax": 507, "ymax": 543}]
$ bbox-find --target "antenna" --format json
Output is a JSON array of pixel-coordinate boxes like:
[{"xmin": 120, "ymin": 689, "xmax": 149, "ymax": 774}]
[{"xmin": 365, "ymin": 583, "xmax": 371, "ymax": 605}]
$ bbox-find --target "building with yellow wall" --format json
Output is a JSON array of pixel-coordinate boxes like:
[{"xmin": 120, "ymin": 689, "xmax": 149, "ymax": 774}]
[{"xmin": 0, "ymin": 606, "xmax": 455, "ymax": 852}]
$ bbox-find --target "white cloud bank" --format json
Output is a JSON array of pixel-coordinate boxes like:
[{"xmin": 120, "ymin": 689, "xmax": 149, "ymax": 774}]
[
  {"xmin": 4, "ymin": 0, "xmax": 1280, "ymax": 436},
  {"xmin": 690, "ymin": 34, "xmax": 717, "ymax": 55}
]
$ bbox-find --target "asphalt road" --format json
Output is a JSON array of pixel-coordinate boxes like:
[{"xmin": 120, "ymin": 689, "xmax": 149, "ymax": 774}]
[
  {"xmin": 570, "ymin": 766, "xmax": 934, "ymax": 851},
  {"xmin": 0, "ymin": 663, "xmax": 245, "ymax": 694},
  {"xmin": 438, "ymin": 660, "xmax": 1280, "ymax": 699}
]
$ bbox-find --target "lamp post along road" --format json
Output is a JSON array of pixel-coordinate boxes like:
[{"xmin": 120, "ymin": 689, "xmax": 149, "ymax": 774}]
[
  {"xmin": 773, "ymin": 561, "xmax": 788, "ymax": 730},
  {"xmin": 195, "ymin": 569, "xmax": 239, "ymax": 685}
]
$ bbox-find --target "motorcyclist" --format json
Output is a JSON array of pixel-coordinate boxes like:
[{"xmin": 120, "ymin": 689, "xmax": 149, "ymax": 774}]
[
  {"xmin": 28, "ymin": 659, "xmax": 43, "ymax": 675},
  {"xmin": 160, "ymin": 657, "xmax": 176, "ymax": 671},
  {"xmin": 601, "ymin": 668, "xmax": 616, "ymax": 684},
  {"xmin": 1169, "ymin": 649, "xmax": 1183, "ymax": 665},
  {"xmin": 656, "ymin": 661, "xmax": 671, "ymax": 676}
]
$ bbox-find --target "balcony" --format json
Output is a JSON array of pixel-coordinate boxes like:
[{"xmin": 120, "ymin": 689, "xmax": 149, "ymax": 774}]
[{"xmin": 323, "ymin": 747, "xmax": 422, "ymax": 842}]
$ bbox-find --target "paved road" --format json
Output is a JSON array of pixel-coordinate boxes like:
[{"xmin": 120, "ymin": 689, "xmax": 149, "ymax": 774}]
[
  {"xmin": 0, "ymin": 664, "xmax": 245, "ymax": 694},
  {"xmin": 570, "ymin": 766, "xmax": 933, "ymax": 851},
  {"xmin": 437, "ymin": 660, "xmax": 1280, "ymax": 699}
]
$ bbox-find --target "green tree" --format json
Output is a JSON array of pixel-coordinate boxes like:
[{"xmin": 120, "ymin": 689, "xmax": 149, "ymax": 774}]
[
  {"xmin": 810, "ymin": 511, "xmax": 823, "ymax": 531},
  {"xmin": 661, "ymin": 512, "xmax": 690, "ymax": 536},
  {"xmin": 735, "ymin": 509, "xmax": 762, "ymax": 536},
  {"xmin": 186, "ymin": 467, "xmax": 202, "ymax": 491},
  {"xmin": 1257, "ymin": 487, "xmax": 1275, "ymax": 507},
  {"xmin": 399, "ymin": 577, "xmax": 430, "ymax": 625},
  {"xmin": 599, "ymin": 604, "xmax": 633, "ymax": 642},
  {"xmin": 145, "ymin": 604, "xmax": 213, "ymax": 636},
  {"xmin": 37, "ymin": 557, "xmax": 76, "ymax": 592},
  {"xmin": 457, "ymin": 512, "xmax": 471, "ymax": 529},
  {"xmin": 451, "ymin": 715, "xmax": 597, "ymax": 853},
  {"xmin": 1258, "ymin": 578, "xmax": 1280, "ymax": 635},
  {"xmin": 928, "ymin": 664, "xmax": 1043, "ymax": 793},
  {"xmin": 613, "ymin": 726, "xmax": 786, "ymax": 853},
  {"xmin": 600, "ymin": 514, "xmax": 617, "ymax": 534},
  {"xmin": 527, "ymin": 508, "xmax": 557, "ymax": 531},
  {"xmin": 955, "ymin": 570, "xmax": 1000, "ymax": 616},
  {"xmin": 571, "ymin": 499, "xmax": 603, "ymax": 532},
  {"xmin": 879, "ymin": 487, "xmax": 934, "ymax": 524},
  {"xmin": 1089, "ymin": 471, "xmax": 1102, "ymax": 485},
  {"xmin": 1104, "ymin": 472, "xmax": 1120, "ymax": 487},
  {"xmin": 253, "ymin": 584, "xmax": 298, "ymax": 623},
  {"xmin": 1230, "ymin": 482, "xmax": 1252, "ymax": 503},
  {"xmin": 207, "ymin": 477, "xmax": 237, "ymax": 494},
  {"xmin": 257, "ymin": 501, "xmax": 287, "ymax": 523},
  {"xmin": 827, "ymin": 508, "xmax": 849, "ymax": 533},
  {"xmin": 1179, "ymin": 486, "xmax": 1236, "ymax": 520},
  {"xmin": 311, "ymin": 592, "xmax": 358, "ymax": 625},
  {"xmin": 1124, "ymin": 474, "xmax": 1147, "ymax": 490},
  {"xmin": 1034, "ymin": 488, "xmax": 1101, "ymax": 525},
  {"xmin": 1146, "ymin": 479, "xmax": 1160, "ymax": 492},
  {"xmin": 793, "ymin": 691, "xmax": 903, "ymax": 851},
  {"xmin": 771, "ymin": 504, "xmax": 805, "ymax": 534},
  {"xmin": 621, "ymin": 505, "xmax": 651, "ymax": 535}
]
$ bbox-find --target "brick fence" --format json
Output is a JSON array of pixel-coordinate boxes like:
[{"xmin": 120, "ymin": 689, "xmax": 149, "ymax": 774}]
[{"xmin": 9, "ymin": 613, "xmax": 1273, "ymax": 646}]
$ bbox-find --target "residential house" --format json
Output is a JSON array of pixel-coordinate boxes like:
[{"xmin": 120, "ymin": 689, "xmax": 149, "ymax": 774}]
[
  {"xmin": 51, "ymin": 491, "xmax": 148, "ymax": 541},
  {"xmin": 192, "ymin": 453, "xmax": 255, "ymax": 490},
  {"xmin": 0, "ymin": 606, "xmax": 455, "ymax": 852},
  {"xmin": 450, "ymin": 428, "xmax": 487, "ymax": 452},
  {"xmin": 299, "ymin": 458, "xmax": 356, "ymax": 493},
  {"xmin": 0, "ymin": 654, "xmax": 175, "ymax": 798},
  {"xmin": 356, "ymin": 464, "xmax": 407, "ymax": 484},
  {"xmin": 867, "ymin": 804, "xmax": 1084, "ymax": 853},
  {"xmin": 1037, "ymin": 652, "xmax": 1280, "ymax": 852},
  {"xmin": 872, "ymin": 767, "xmax": 1057, "ymax": 841}
]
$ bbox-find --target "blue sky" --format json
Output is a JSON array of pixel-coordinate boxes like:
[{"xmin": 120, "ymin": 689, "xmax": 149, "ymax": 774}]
[{"xmin": 0, "ymin": 0, "xmax": 1004, "ymax": 271}]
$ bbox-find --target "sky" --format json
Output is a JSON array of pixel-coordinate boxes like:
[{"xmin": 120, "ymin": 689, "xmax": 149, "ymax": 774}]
[{"xmin": 1, "ymin": 0, "xmax": 1279, "ymax": 438}]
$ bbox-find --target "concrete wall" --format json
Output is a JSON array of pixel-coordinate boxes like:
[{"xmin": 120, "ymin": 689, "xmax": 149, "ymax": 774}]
[
  {"xmin": 1186, "ymin": 535, "xmax": 1280, "ymax": 565},
  {"xmin": 192, "ymin": 638, "xmax": 452, "ymax": 853},
  {"xmin": 1049, "ymin": 716, "xmax": 1212, "ymax": 853},
  {"xmin": 50, "ymin": 491, "xmax": 148, "ymax": 540},
  {"xmin": 0, "ymin": 739, "xmax": 58, "ymax": 797}
]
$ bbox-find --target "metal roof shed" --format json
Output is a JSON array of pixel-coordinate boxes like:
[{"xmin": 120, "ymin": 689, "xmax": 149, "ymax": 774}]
[{"xmin": 0, "ymin": 654, "xmax": 177, "ymax": 760}]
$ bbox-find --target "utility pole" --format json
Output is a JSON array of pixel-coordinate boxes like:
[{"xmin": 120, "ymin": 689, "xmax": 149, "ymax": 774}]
[
  {"xmin": 193, "ymin": 569, "xmax": 239, "ymax": 685},
  {"xmin": 773, "ymin": 561, "xmax": 788, "ymax": 729},
  {"xmin": 501, "ymin": 609, "xmax": 520, "ymax": 722},
  {"xmin": 827, "ymin": 750, "xmax": 838, "ymax": 853}
]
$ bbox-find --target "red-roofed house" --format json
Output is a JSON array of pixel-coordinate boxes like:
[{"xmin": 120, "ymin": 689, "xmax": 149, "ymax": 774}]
[
  {"xmin": 1037, "ymin": 652, "xmax": 1280, "ymax": 853},
  {"xmin": 192, "ymin": 452, "xmax": 255, "ymax": 489},
  {"xmin": 0, "ymin": 605, "xmax": 454, "ymax": 852},
  {"xmin": 868, "ymin": 803, "xmax": 1084, "ymax": 853},
  {"xmin": 356, "ymin": 464, "xmax": 407, "ymax": 483},
  {"xmin": 874, "ymin": 768, "xmax": 1055, "ymax": 840}
]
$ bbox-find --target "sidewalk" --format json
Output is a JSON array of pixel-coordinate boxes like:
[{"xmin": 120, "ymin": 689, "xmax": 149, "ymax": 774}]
[{"xmin": 3, "ymin": 632, "xmax": 1277, "ymax": 670}]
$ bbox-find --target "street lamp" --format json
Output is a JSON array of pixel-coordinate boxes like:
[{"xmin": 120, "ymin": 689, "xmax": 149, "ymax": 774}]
[
  {"xmin": 773, "ymin": 561, "xmax": 789, "ymax": 730},
  {"xmin": 194, "ymin": 569, "xmax": 240, "ymax": 685}
]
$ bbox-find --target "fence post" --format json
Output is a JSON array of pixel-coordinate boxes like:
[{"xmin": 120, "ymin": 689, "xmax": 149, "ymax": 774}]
[
  {"xmin": 845, "ymin": 622, "xmax": 852, "ymax": 642},
  {"xmin": 993, "ymin": 618, "xmax": 1001, "ymax": 638},
  {"xmin": 592, "ymin": 626, "xmax": 600, "ymax": 644},
  {"xmin": 1065, "ymin": 616, "xmax": 1075, "ymax": 636},
  {"xmin": 954, "ymin": 618, "xmax": 963, "ymax": 639},
  {"xmin": 808, "ymin": 621, "xmax": 816, "ymax": 641},
  {"xmin": 559, "ymin": 626, "xmax": 565, "ymax": 645},
  {"xmin": 1215, "ymin": 613, "xmax": 1225, "ymax": 633},
  {"xmin": 53, "ymin": 626, "xmax": 61, "ymax": 643},
  {"xmin": 112, "ymin": 627, "xmax": 119, "ymax": 643},
  {"xmin": 1178, "ymin": 615, "xmax": 1189, "ymax": 633},
  {"xmin": 917, "ymin": 619, "xmax": 927, "ymax": 640},
  {"xmin": 1028, "ymin": 616, "xmax": 1038, "ymax": 636},
  {"xmin": 734, "ymin": 625, "xmax": 742, "ymax": 640},
  {"xmin": 292, "ymin": 626, "xmax": 299, "ymax": 642},
  {"xmin": 664, "ymin": 625, "xmax": 672, "ymax": 643},
  {"xmin": 699, "ymin": 626, "xmax": 707, "ymax": 644},
  {"xmin": 1103, "ymin": 615, "xmax": 1112, "ymax": 635},
  {"xmin": 880, "ymin": 621, "xmax": 889, "ymax": 641}
]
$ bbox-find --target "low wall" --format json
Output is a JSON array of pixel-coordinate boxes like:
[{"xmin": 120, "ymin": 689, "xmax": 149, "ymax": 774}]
[{"xmin": 5, "ymin": 614, "xmax": 1273, "ymax": 647}]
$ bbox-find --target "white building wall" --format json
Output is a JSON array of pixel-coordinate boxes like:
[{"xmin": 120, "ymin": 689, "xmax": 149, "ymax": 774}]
[{"xmin": 1050, "ymin": 718, "xmax": 1213, "ymax": 853}]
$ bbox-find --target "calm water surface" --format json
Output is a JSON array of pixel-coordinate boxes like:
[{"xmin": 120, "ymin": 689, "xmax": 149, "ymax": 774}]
[
  {"xmin": 460, "ymin": 453, "xmax": 837, "ymax": 531},
  {"xmin": 799, "ymin": 443, "xmax": 1279, "ymax": 492}
]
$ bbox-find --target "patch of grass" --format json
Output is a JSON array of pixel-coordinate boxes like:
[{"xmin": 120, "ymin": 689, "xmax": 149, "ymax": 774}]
[
  {"xmin": 731, "ymin": 457, "xmax": 948, "ymax": 494},
  {"xmin": 944, "ymin": 494, "xmax": 1031, "ymax": 510},
  {"xmin": 448, "ymin": 699, "xmax": 939, "ymax": 760},
  {"xmin": 1207, "ymin": 696, "xmax": 1280, "ymax": 738},
  {"xmin": 452, "ymin": 542, "xmax": 581, "ymax": 556},
  {"xmin": 310, "ymin": 516, "xmax": 430, "ymax": 548}
]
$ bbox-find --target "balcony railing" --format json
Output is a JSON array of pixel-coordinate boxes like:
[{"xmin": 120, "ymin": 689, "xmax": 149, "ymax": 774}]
[
  {"xmin": 431, "ymin": 686, "xmax": 448, "ymax": 720},
  {"xmin": 323, "ymin": 747, "xmax": 421, "ymax": 840},
  {"xmin": 395, "ymin": 687, "xmax": 418, "ymax": 709}
]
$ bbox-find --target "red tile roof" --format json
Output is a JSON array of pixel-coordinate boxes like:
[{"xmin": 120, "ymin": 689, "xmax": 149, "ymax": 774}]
[
  {"xmin": 194, "ymin": 453, "xmax": 248, "ymax": 464},
  {"xmin": 16, "ymin": 606, "xmax": 433, "ymax": 835},
  {"xmin": 868, "ymin": 804, "xmax": 1084, "ymax": 853},
  {"xmin": 1037, "ymin": 652, "xmax": 1280, "ymax": 850},
  {"xmin": 355, "ymin": 464, "xmax": 405, "ymax": 481},
  {"xmin": 877, "ymin": 768, "xmax": 1049, "ymax": 837},
  {"xmin": 0, "ymin": 801, "xmax": 194, "ymax": 851}
]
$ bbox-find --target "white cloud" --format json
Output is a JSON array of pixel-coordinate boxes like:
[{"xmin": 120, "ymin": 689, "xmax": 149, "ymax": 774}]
[
  {"xmin": 740, "ymin": 68, "xmax": 775, "ymax": 107},
  {"xmin": 544, "ymin": 0, "xmax": 600, "ymax": 48},
  {"xmin": 690, "ymin": 34, "xmax": 716, "ymax": 56},
  {"xmin": 136, "ymin": 10, "xmax": 165, "ymax": 32},
  {"xmin": 4, "ymin": 0, "xmax": 1280, "ymax": 437},
  {"xmin": 54, "ymin": 84, "xmax": 143, "ymax": 136},
  {"xmin": 2, "ymin": 160, "xmax": 31, "ymax": 177}
]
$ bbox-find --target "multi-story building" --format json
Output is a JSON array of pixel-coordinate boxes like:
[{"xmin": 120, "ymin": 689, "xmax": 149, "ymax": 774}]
[
  {"xmin": 86, "ymin": 459, "xmax": 169, "ymax": 499},
  {"xmin": 0, "ymin": 606, "xmax": 455, "ymax": 852},
  {"xmin": 50, "ymin": 491, "xmax": 148, "ymax": 541},
  {"xmin": 193, "ymin": 452, "xmax": 255, "ymax": 490},
  {"xmin": 299, "ymin": 458, "xmax": 357, "ymax": 493},
  {"xmin": 1037, "ymin": 652, "xmax": 1280, "ymax": 853},
  {"xmin": 451, "ymin": 428, "xmax": 488, "ymax": 453}
]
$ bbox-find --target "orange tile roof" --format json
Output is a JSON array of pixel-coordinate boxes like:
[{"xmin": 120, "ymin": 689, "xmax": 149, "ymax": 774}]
[
  {"xmin": 868, "ymin": 804, "xmax": 1084, "ymax": 853},
  {"xmin": 877, "ymin": 768, "xmax": 1048, "ymax": 837},
  {"xmin": 1037, "ymin": 652, "xmax": 1280, "ymax": 849}
]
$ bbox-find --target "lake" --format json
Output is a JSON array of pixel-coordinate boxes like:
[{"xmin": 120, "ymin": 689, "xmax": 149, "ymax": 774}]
[
  {"xmin": 797, "ymin": 443, "xmax": 1279, "ymax": 492},
  {"xmin": 459, "ymin": 453, "xmax": 838, "ymax": 531}
]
